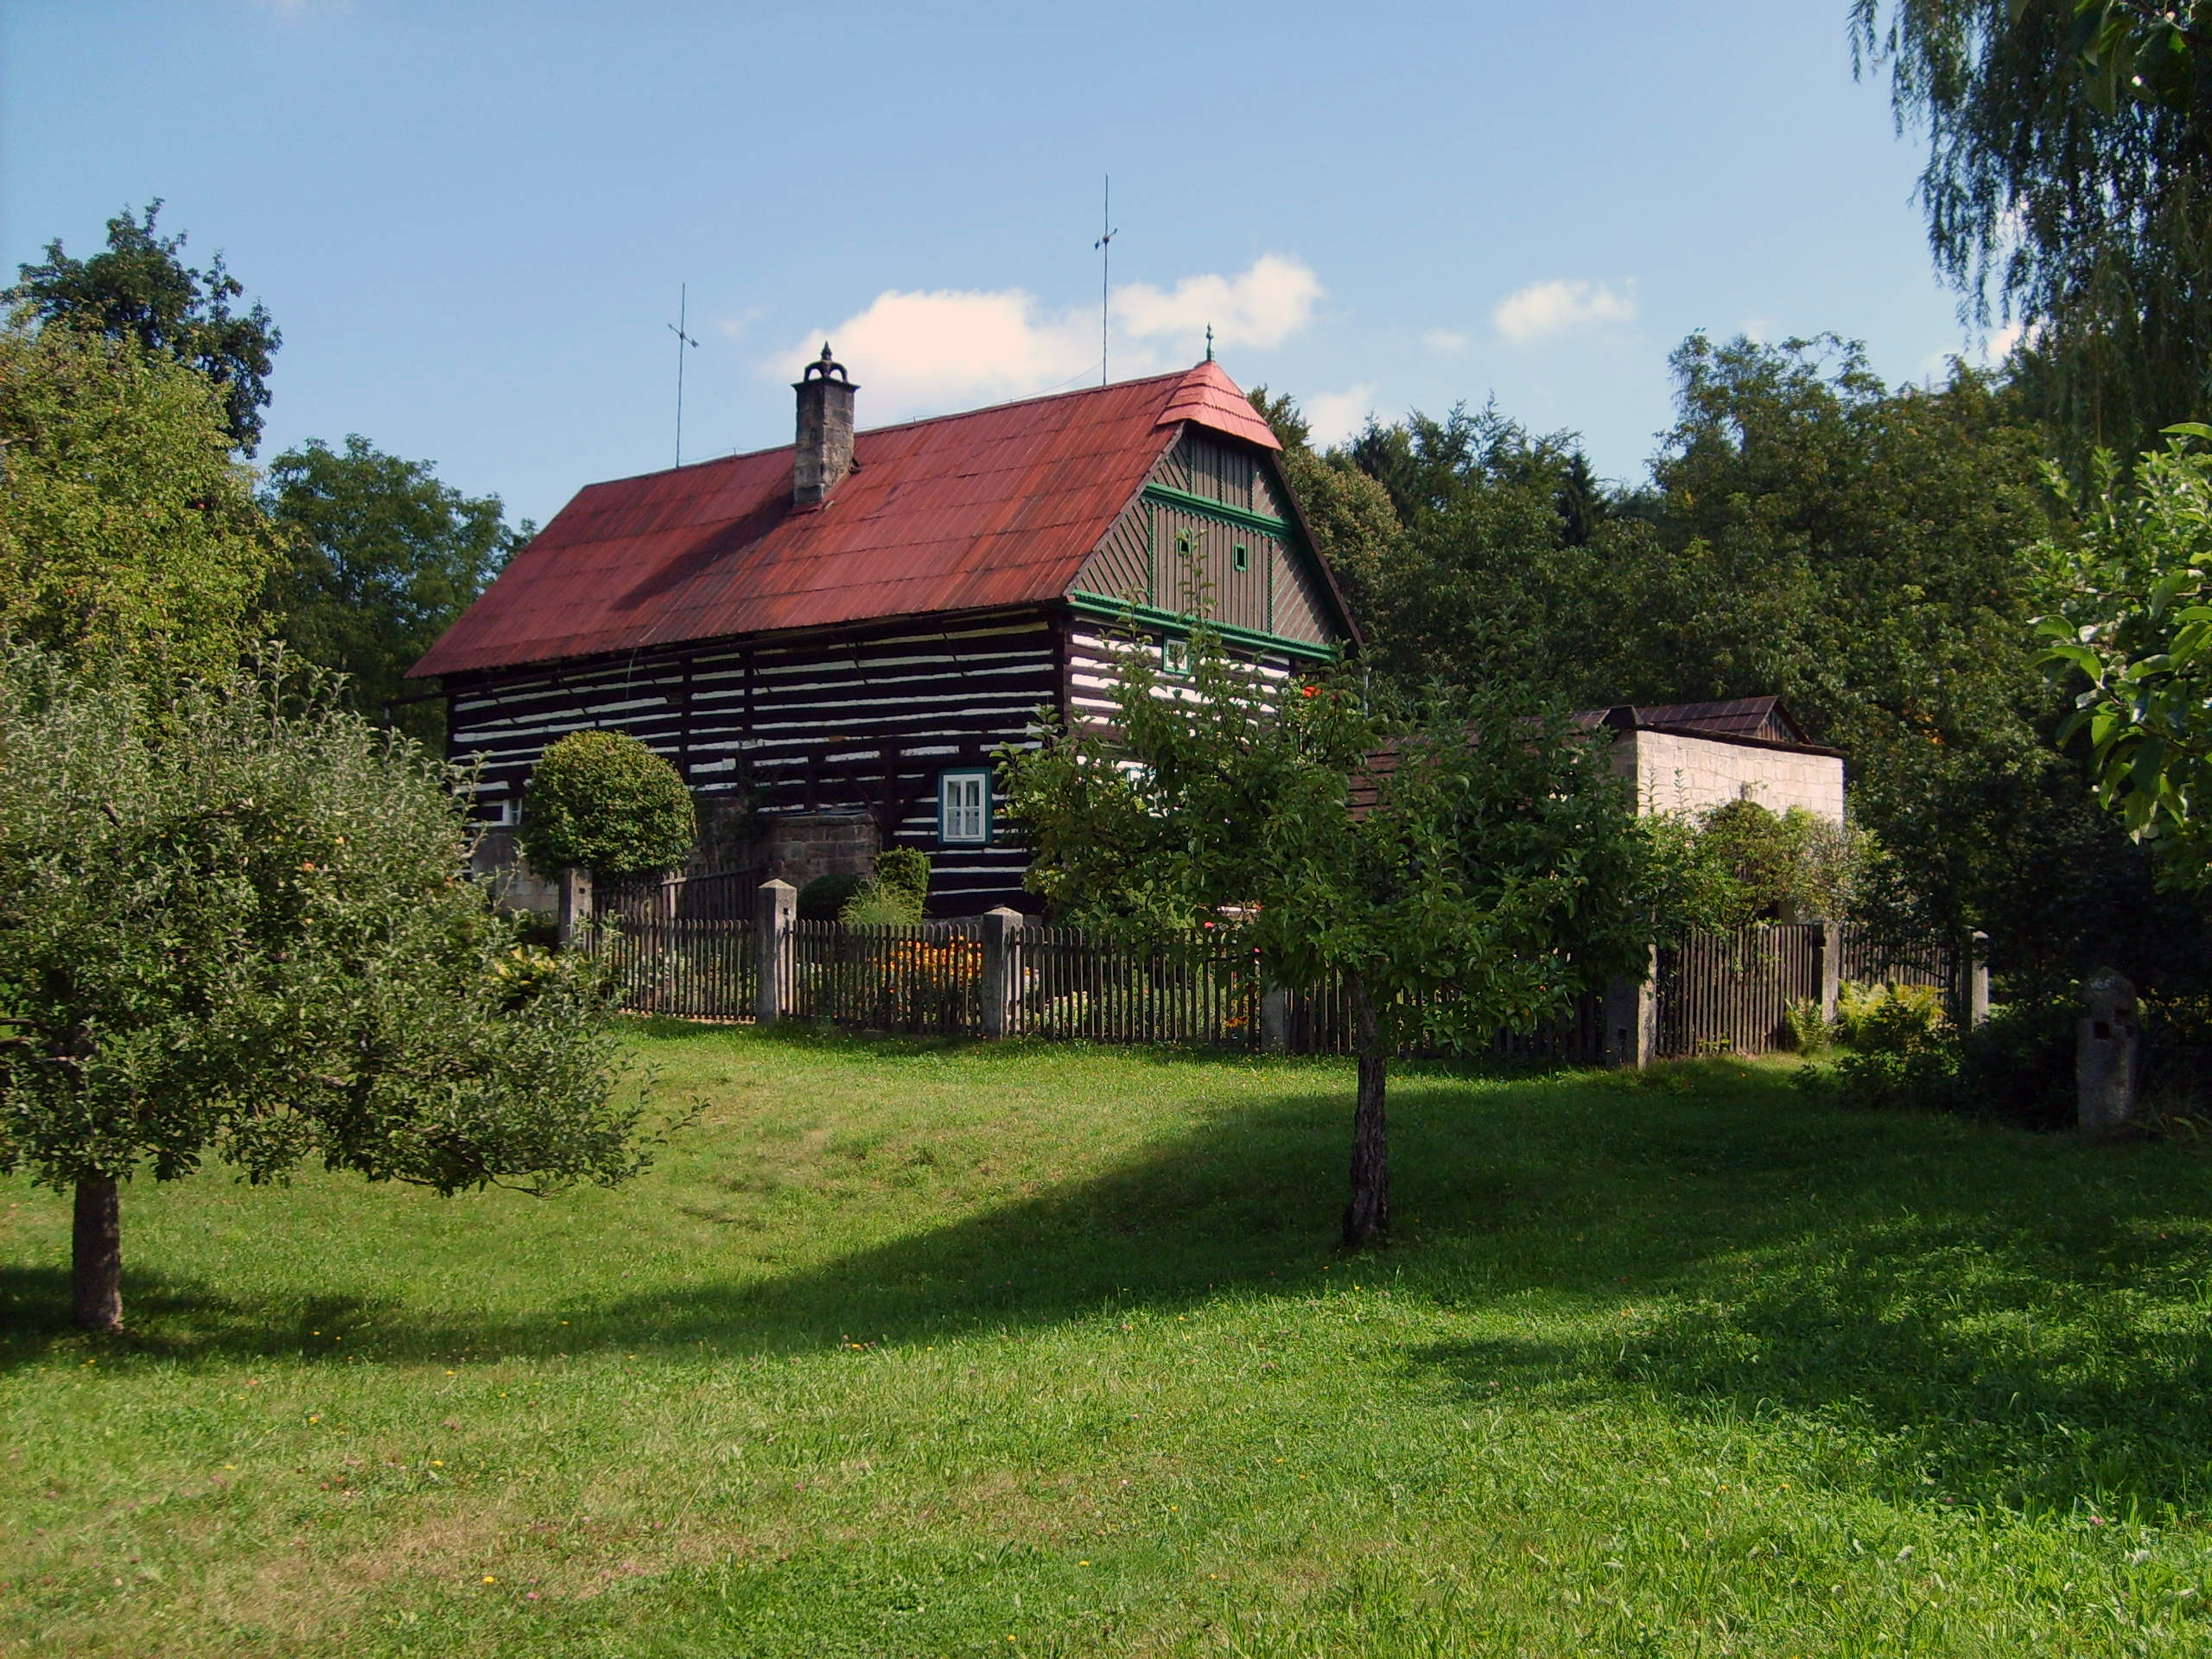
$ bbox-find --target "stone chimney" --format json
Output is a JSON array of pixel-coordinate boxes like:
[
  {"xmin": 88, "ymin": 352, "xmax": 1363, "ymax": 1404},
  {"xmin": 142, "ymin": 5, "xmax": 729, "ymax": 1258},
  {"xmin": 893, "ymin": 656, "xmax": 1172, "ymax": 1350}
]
[{"xmin": 792, "ymin": 343, "xmax": 857, "ymax": 507}]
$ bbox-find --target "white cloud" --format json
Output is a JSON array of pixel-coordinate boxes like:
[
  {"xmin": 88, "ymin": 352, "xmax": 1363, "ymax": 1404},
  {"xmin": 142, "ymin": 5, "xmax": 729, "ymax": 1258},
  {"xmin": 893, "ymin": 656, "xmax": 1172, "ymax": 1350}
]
[
  {"xmin": 1985, "ymin": 319, "xmax": 2032, "ymax": 361},
  {"xmin": 1113, "ymin": 254, "xmax": 1323, "ymax": 353},
  {"xmin": 767, "ymin": 288, "xmax": 1099, "ymax": 419},
  {"xmin": 1491, "ymin": 278, "xmax": 1637, "ymax": 344},
  {"xmin": 1421, "ymin": 327, "xmax": 1470, "ymax": 353},
  {"xmin": 770, "ymin": 256, "xmax": 1324, "ymax": 423},
  {"xmin": 1304, "ymin": 385, "xmax": 1377, "ymax": 448}
]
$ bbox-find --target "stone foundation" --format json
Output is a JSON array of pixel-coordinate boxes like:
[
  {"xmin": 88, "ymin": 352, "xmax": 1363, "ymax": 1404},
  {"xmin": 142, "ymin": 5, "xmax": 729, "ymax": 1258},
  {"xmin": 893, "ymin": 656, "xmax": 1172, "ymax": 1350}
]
[{"xmin": 755, "ymin": 810, "xmax": 880, "ymax": 889}]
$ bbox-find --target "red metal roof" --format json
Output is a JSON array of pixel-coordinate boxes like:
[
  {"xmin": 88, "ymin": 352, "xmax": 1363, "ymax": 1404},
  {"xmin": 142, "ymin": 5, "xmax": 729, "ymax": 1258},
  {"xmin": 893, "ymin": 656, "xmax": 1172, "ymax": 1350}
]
[
  {"xmin": 1154, "ymin": 359, "xmax": 1281, "ymax": 450},
  {"xmin": 411, "ymin": 362, "xmax": 1279, "ymax": 678}
]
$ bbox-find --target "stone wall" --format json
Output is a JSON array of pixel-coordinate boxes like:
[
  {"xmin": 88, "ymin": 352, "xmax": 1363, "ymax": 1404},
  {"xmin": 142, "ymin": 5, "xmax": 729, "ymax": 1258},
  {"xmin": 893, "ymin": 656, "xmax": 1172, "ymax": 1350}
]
[
  {"xmin": 1617, "ymin": 729, "xmax": 1846, "ymax": 823},
  {"xmin": 755, "ymin": 810, "xmax": 880, "ymax": 889},
  {"xmin": 470, "ymin": 828, "xmax": 560, "ymax": 915}
]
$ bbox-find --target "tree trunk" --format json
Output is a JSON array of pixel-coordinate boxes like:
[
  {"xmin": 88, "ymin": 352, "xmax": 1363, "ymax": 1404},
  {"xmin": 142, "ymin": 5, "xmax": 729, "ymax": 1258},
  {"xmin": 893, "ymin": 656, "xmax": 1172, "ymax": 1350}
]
[
  {"xmin": 1342, "ymin": 972, "xmax": 1390, "ymax": 1249},
  {"xmin": 72, "ymin": 1177, "xmax": 122, "ymax": 1333}
]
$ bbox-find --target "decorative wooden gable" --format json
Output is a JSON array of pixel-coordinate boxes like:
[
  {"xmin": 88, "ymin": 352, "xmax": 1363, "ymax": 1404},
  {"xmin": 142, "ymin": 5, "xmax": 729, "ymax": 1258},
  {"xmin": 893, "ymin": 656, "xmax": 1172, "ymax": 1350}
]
[{"xmin": 1066, "ymin": 431, "xmax": 1347, "ymax": 658}]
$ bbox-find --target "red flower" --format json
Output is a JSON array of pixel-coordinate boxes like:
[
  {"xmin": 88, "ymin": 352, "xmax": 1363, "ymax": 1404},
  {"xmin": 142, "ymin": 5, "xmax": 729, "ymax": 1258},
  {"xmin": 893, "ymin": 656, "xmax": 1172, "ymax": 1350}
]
[{"xmin": 1301, "ymin": 684, "xmax": 1319, "ymax": 699}]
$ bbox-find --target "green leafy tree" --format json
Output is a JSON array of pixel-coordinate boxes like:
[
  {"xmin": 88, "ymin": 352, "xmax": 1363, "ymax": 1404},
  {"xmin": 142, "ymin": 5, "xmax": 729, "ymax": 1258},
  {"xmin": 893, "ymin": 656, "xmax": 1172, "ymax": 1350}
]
[
  {"xmin": 263, "ymin": 435, "xmax": 531, "ymax": 747},
  {"xmin": 2038, "ymin": 428, "xmax": 2212, "ymax": 884},
  {"xmin": 1001, "ymin": 628, "xmax": 1659, "ymax": 1249},
  {"xmin": 1247, "ymin": 386, "xmax": 1403, "ymax": 631},
  {"xmin": 0, "ymin": 315, "xmax": 277, "ymax": 682},
  {"xmin": 8, "ymin": 201, "xmax": 280, "ymax": 454},
  {"xmin": 0, "ymin": 649, "xmax": 656, "ymax": 1332},
  {"xmin": 517, "ymin": 730, "xmax": 697, "ymax": 880},
  {"xmin": 1851, "ymin": 0, "xmax": 2212, "ymax": 457}
]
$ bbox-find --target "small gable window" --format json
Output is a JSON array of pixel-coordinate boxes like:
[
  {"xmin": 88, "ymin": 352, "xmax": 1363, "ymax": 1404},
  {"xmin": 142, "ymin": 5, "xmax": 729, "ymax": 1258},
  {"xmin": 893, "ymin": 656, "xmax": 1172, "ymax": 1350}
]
[
  {"xmin": 1232, "ymin": 541, "xmax": 1249, "ymax": 572},
  {"xmin": 938, "ymin": 769, "xmax": 991, "ymax": 845}
]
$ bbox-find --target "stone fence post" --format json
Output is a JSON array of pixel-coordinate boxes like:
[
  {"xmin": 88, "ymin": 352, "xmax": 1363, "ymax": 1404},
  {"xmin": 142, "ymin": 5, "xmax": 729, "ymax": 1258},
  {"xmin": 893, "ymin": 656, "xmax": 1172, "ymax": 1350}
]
[
  {"xmin": 1967, "ymin": 931, "xmax": 1991, "ymax": 1028},
  {"xmin": 2078, "ymin": 969, "xmax": 2139, "ymax": 1135},
  {"xmin": 979, "ymin": 906, "xmax": 1024, "ymax": 1039},
  {"xmin": 1812, "ymin": 921, "xmax": 1841, "ymax": 1025},
  {"xmin": 1260, "ymin": 983, "xmax": 1291, "ymax": 1054},
  {"xmin": 1604, "ymin": 944, "xmax": 1659, "ymax": 1069},
  {"xmin": 755, "ymin": 880, "xmax": 796, "ymax": 1025},
  {"xmin": 556, "ymin": 867, "xmax": 594, "ymax": 950}
]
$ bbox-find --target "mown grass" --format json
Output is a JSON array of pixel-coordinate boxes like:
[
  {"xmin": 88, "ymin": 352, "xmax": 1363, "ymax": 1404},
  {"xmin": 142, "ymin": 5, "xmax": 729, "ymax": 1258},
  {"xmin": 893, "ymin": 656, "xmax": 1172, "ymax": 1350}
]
[{"xmin": 4, "ymin": 1025, "xmax": 2212, "ymax": 1655}]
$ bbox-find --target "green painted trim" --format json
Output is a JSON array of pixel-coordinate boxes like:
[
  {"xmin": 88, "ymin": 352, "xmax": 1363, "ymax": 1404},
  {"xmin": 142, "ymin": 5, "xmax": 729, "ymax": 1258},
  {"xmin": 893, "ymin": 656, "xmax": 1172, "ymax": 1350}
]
[
  {"xmin": 1145, "ymin": 501, "xmax": 1157, "ymax": 606},
  {"xmin": 1065, "ymin": 590, "xmax": 1340, "ymax": 662},
  {"xmin": 1141, "ymin": 483, "xmax": 1291, "ymax": 537}
]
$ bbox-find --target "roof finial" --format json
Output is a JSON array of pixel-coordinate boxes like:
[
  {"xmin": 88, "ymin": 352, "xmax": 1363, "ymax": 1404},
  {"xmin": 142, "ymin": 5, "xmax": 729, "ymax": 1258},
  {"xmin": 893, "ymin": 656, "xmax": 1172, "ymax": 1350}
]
[
  {"xmin": 1205, "ymin": 324, "xmax": 1214, "ymax": 363},
  {"xmin": 803, "ymin": 342, "xmax": 849, "ymax": 384}
]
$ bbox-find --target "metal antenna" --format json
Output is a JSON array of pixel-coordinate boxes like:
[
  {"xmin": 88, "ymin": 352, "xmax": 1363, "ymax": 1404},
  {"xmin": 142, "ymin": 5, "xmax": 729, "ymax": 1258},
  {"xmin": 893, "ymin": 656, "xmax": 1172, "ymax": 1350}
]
[
  {"xmin": 1094, "ymin": 175, "xmax": 1117, "ymax": 386},
  {"xmin": 667, "ymin": 283, "xmax": 700, "ymax": 466}
]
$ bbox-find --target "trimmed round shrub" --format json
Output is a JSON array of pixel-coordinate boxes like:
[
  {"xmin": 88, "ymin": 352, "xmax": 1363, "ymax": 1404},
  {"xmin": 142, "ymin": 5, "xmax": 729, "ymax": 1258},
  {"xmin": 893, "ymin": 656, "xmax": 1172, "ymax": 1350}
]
[
  {"xmin": 798, "ymin": 871, "xmax": 867, "ymax": 920},
  {"xmin": 874, "ymin": 847, "xmax": 932, "ymax": 912},
  {"xmin": 518, "ymin": 730, "xmax": 696, "ymax": 878}
]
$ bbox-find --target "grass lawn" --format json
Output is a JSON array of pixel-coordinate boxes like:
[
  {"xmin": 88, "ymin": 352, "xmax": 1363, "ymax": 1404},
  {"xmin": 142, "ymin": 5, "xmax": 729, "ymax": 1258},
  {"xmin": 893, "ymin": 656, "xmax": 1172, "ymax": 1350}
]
[{"xmin": 4, "ymin": 1027, "xmax": 2212, "ymax": 1656}]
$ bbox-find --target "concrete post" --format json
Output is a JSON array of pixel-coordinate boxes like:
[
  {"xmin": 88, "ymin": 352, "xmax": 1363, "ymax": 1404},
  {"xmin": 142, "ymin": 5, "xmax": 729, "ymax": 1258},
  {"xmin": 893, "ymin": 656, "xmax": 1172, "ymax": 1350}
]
[
  {"xmin": 1967, "ymin": 931, "xmax": 1991, "ymax": 1028},
  {"xmin": 1261, "ymin": 984, "xmax": 1291, "ymax": 1054},
  {"xmin": 1813, "ymin": 921, "xmax": 1841, "ymax": 1025},
  {"xmin": 979, "ymin": 906, "xmax": 1023, "ymax": 1039},
  {"xmin": 1604, "ymin": 945, "xmax": 1660, "ymax": 1069},
  {"xmin": 755, "ymin": 880, "xmax": 797, "ymax": 1025},
  {"xmin": 556, "ymin": 867, "xmax": 594, "ymax": 949},
  {"xmin": 2077, "ymin": 969, "xmax": 2139, "ymax": 1135}
]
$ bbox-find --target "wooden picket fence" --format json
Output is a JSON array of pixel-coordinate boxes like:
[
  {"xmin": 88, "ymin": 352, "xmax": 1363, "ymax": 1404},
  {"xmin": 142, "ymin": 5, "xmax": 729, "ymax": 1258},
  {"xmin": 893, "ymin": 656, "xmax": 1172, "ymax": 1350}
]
[
  {"xmin": 1007, "ymin": 925, "xmax": 1260, "ymax": 1045},
  {"xmin": 581, "ymin": 879, "xmax": 1968, "ymax": 1058}
]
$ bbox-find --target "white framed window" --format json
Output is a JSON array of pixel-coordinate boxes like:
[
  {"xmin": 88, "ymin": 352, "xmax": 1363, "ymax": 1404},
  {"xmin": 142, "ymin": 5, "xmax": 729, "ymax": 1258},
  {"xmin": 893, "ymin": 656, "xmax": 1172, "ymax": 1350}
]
[
  {"xmin": 1160, "ymin": 635, "xmax": 1190, "ymax": 676},
  {"xmin": 479, "ymin": 793, "xmax": 519, "ymax": 827},
  {"xmin": 938, "ymin": 769, "xmax": 991, "ymax": 845}
]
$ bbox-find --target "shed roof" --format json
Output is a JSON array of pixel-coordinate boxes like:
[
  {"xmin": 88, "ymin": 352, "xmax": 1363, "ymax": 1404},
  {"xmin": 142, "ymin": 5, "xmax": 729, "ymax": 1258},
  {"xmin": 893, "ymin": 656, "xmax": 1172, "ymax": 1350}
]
[
  {"xmin": 411, "ymin": 360, "xmax": 1282, "ymax": 679},
  {"xmin": 1574, "ymin": 696, "xmax": 1813, "ymax": 747}
]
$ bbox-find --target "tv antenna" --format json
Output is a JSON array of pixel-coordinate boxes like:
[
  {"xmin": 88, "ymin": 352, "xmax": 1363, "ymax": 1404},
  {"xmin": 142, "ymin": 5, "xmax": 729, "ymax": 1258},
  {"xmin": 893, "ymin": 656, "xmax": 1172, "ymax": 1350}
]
[
  {"xmin": 1094, "ymin": 175, "xmax": 1117, "ymax": 386},
  {"xmin": 667, "ymin": 283, "xmax": 700, "ymax": 466}
]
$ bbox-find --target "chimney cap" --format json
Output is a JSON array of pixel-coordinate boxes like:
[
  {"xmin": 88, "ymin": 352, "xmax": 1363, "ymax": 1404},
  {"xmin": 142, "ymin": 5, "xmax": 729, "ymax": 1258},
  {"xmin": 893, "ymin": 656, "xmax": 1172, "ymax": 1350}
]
[{"xmin": 800, "ymin": 342, "xmax": 852, "ymax": 385}]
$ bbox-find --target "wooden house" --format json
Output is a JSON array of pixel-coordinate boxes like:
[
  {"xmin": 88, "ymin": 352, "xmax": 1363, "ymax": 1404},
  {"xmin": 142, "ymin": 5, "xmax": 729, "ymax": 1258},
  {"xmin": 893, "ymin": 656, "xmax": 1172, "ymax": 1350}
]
[{"xmin": 408, "ymin": 350, "xmax": 1357, "ymax": 913}]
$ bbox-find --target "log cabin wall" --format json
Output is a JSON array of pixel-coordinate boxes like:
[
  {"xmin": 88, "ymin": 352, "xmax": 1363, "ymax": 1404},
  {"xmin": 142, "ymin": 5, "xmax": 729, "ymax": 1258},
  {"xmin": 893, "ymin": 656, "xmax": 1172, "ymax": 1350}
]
[
  {"xmin": 1065, "ymin": 624, "xmax": 1300, "ymax": 738},
  {"xmin": 445, "ymin": 611, "xmax": 1058, "ymax": 913}
]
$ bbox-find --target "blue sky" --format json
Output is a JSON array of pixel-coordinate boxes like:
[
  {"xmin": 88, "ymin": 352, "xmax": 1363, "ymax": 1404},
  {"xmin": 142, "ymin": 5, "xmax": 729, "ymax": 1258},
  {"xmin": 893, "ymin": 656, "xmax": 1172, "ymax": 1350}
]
[{"xmin": 4, "ymin": 0, "xmax": 1983, "ymax": 529}]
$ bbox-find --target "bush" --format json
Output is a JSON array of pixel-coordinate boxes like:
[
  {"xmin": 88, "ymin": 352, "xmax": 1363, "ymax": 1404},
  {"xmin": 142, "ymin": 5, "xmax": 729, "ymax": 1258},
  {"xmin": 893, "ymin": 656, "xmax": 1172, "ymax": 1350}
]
[
  {"xmin": 1782, "ymin": 998, "xmax": 1831, "ymax": 1056},
  {"xmin": 874, "ymin": 847, "xmax": 933, "ymax": 911},
  {"xmin": 838, "ymin": 849, "xmax": 934, "ymax": 925},
  {"xmin": 1834, "ymin": 979, "xmax": 1948, "ymax": 1046},
  {"xmin": 518, "ymin": 731, "xmax": 696, "ymax": 879},
  {"xmin": 1834, "ymin": 997, "xmax": 1959, "ymax": 1111},
  {"xmin": 1694, "ymin": 799, "xmax": 1868, "ymax": 926},
  {"xmin": 841, "ymin": 884, "xmax": 920, "ymax": 926},
  {"xmin": 798, "ymin": 871, "xmax": 866, "ymax": 920},
  {"xmin": 1955, "ymin": 1001, "xmax": 2075, "ymax": 1129}
]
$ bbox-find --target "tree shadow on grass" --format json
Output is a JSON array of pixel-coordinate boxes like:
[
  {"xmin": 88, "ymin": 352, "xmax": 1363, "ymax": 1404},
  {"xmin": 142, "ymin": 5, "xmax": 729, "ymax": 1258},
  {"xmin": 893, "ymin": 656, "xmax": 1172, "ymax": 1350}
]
[{"xmin": 10, "ymin": 1046, "xmax": 2212, "ymax": 1517}]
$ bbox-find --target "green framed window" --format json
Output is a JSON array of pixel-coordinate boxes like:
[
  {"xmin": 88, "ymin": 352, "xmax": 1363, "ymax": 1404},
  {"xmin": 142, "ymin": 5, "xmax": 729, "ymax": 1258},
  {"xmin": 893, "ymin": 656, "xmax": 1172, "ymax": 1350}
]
[
  {"xmin": 938, "ymin": 769, "xmax": 991, "ymax": 845},
  {"xmin": 1160, "ymin": 636, "xmax": 1190, "ymax": 676},
  {"xmin": 1233, "ymin": 541, "xmax": 1249, "ymax": 572}
]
